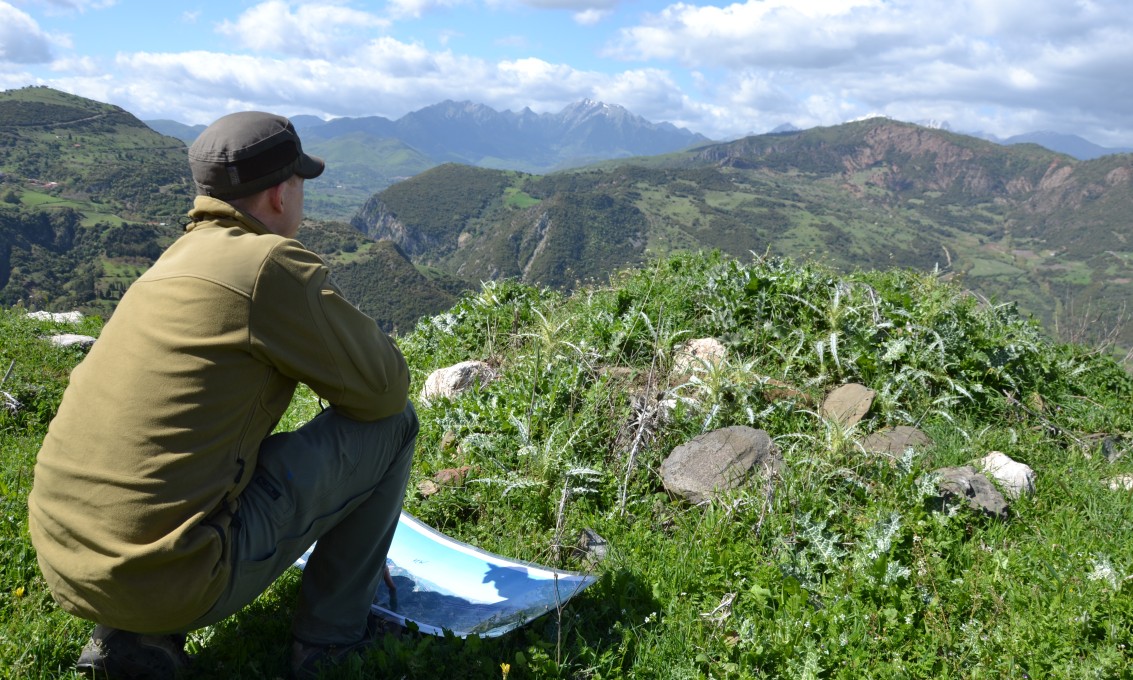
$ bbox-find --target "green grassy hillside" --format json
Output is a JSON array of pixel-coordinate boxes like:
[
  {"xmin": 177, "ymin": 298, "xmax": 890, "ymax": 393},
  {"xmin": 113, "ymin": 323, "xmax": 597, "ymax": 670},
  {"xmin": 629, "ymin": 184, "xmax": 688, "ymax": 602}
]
[
  {"xmin": 303, "ymin": 133, "xmax": 435, "ymax": 221},
  {"xmin": 2, "ymin": 251, "xmax": 1131, "ymax": 677},
  {"xmin": 0, "ymin": 86, "xmax": 191, "ymax": 221},
  {"xmin": 298, "ymin": 220, "xmax": 468, "ymax": 333}
]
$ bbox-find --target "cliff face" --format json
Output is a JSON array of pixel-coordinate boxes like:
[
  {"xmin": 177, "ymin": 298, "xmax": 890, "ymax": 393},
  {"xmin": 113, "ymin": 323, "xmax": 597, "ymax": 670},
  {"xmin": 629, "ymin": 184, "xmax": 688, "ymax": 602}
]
[{"xmin": 350, "ymin": 192, "xmax": 463, "ymax": 261}]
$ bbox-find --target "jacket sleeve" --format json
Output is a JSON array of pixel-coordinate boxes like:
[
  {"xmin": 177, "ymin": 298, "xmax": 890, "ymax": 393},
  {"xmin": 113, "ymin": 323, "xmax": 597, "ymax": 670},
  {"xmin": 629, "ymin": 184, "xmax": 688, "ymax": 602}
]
[{"xmin": 250, "ymin": 240, "xmax": 409, "ymax": 421}]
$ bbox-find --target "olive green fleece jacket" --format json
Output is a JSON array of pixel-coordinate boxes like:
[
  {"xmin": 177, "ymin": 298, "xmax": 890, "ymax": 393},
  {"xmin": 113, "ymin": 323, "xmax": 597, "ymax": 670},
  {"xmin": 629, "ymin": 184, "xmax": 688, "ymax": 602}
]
[{"xmin": 28, "ymin": 196, "xmax": 409, "ymax": 633}]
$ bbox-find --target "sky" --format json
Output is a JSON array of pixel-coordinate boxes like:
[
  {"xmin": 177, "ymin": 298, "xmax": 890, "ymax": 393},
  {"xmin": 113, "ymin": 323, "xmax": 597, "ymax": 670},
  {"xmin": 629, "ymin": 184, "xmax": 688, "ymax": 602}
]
[{"xmin": 1, "ymin": 0, "xmax": 1132, "ymax": 146}]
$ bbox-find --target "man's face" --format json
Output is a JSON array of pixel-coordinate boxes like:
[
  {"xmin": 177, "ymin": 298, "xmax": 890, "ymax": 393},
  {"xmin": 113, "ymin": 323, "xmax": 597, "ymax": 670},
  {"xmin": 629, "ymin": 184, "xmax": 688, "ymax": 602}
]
[{"xmin": 281, "ymin": 175, "xmax": 305, "ymax": 238}]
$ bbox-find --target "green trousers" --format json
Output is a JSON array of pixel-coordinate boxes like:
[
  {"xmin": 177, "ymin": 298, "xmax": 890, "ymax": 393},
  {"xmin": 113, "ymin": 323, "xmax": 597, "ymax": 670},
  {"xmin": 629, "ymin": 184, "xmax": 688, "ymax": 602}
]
[{"xmin": 189, "ymin": 402, "xmax": 418, "ymax": 645}]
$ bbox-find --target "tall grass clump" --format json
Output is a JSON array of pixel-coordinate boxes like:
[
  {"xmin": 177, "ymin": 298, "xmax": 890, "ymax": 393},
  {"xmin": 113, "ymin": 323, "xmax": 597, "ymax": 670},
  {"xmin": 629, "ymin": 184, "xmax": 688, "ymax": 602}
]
[{"xmin": 2, "ymin": 249, "xmax": 1132, "ymax": 678}]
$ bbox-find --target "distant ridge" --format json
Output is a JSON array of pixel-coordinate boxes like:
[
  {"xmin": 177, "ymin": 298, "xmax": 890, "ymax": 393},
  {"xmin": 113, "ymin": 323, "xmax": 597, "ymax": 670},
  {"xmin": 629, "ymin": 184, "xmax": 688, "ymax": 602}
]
[
  {"xmin": 145, "ymin": 119, "xmax": 205, "ymax": 143},
  {"xmin": 146, "ymin": 99, "xmax": 710, "ymax": 220},
  {"xmin": 1002, "ymin": 131, "xmax": 1133, "ymax": 160},
  {"xmin": 145, "ymin": 99, "xmax": 709, "ymax": 170}
]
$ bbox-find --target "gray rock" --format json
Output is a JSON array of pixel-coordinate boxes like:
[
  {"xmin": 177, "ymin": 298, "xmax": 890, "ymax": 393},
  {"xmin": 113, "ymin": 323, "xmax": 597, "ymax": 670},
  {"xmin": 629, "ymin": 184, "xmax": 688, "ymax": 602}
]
[
  {"xmin": 47, "ymin": 333, "xmax": 96, "ymax": 349},
  {"xmin": 574, "ymin": 528, "xmax": 609, "ymax": 566},
  {"xmin": 975, "ymin": 451, "xmax": 1035, "ymax": 499},
  {"xmin": 1101, "ymin": 437, "xmax": 1126, "ymax": 463},
  {"xmin": 1105, "ymin": 474, "xmax": 1133, "ymax": 491},
  {"xmin": 1, "ymin": 390, "xmax": 19, "ymax": 415},
  {"xmin": 930, "ymin": 466, "xmax": 1009, "ymax": 519},
  {"xmin": 661, "ymin": 426, "xmax": 781, "ymax": 504},
  {"xmin": 821, "ymin": 383, "xmax": 876, "ymax": 427},
  {"xmin": 861, "ymin": 426, "xmax": 933, "ymax": 464},
  {"xmin": 756, "ymin": 376, "xmax": 812, "ymax": 405},
  {"xmin": 419, "ymin": 360, "xmax": 494, "ymax": 406},
  {"xmin": 26, "ymin": 310, "xmax": 83, "ymax": 324}
]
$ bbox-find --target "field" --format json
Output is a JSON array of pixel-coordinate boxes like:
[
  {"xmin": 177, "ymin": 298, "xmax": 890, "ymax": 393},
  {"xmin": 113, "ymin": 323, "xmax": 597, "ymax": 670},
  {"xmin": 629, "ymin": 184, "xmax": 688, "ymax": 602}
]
[{"xmin": 2, "ymin": 252, "xmax": 1131, "ymax": 678}]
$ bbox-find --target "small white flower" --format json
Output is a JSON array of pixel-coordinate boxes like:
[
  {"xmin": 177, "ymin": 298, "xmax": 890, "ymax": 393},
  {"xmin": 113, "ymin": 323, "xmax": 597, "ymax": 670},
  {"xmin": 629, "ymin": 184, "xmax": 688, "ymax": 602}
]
[{"xmin": 1087, "ymin": 555, "xmax": 1121, "ymax": 590}]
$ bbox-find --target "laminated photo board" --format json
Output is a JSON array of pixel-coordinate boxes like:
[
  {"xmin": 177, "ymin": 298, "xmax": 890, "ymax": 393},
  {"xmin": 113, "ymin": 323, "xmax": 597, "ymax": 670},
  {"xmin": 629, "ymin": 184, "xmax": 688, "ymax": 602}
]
[{"xmin": 295, "ymin": 512, "xmax": 597, "ymax": 638}]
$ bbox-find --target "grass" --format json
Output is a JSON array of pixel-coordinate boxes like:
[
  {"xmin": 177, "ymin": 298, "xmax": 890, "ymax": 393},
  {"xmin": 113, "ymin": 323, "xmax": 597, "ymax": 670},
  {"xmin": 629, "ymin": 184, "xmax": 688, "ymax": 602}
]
[
  {"xmin": 504, "ymin": 188, "xmax": 542, "ymax": 209},
  {"xmin": 2, "ymin": 251, "xmax": 1132, "ymax": 678}
]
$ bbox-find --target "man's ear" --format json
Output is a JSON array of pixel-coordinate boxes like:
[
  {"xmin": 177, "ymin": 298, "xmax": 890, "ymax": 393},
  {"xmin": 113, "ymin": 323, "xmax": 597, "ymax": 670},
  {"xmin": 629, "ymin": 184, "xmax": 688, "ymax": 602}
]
[{"xmin": 267, "ymin": 182, "xmax": 287, "ymax": 214}]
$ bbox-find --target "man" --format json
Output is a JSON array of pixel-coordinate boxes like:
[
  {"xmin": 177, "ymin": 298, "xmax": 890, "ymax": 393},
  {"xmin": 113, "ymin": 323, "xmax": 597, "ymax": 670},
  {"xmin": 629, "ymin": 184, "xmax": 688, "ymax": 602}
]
[{"xmin": 28, "ymin": 111, "xmax": 417, "ymax": 679}]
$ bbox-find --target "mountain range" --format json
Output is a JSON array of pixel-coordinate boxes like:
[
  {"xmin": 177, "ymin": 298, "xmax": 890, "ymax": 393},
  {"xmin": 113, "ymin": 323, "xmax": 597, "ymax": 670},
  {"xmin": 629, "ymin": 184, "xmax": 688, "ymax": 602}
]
[
  {"xmin": 4, "ymin": 86, "xmax": 1133, "ymax": 360},
  {"xmin": 999, "ymin": 131, "xmax": 1133, "ymax": 160},
  {"xmin": 149, "ymin": 108, "xmax": 1133, "ymax": 165},
  {"xmin": 146, "ymin": 99, "xmax": 711, "ymax": 220},
  {"xmin": 146, "ymin": 103, "xmax": 1133, "ymax": 222},
  {"xmin": 350, "ymin": 118, "xmax": 1133, "ymax": 358}
]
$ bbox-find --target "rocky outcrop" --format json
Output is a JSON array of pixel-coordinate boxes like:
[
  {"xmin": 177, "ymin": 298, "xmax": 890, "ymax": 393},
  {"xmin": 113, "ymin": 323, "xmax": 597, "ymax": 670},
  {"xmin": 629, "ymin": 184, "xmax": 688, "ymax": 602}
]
[{"xmin": 350, "ymin": 196, "xmax": 439, "ymax": 259}]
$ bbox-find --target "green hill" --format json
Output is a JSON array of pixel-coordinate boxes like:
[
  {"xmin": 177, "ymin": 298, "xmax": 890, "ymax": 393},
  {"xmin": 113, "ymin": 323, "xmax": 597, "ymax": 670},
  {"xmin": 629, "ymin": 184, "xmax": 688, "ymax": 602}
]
[
  {"xmin": 0, "ymin": 86, "xmax": 192, "ymax": 221},
  {"xmin": 6, "ymin": 88, "xmax": 1133, "ymax": 362},
  {"xmin": 3, "ymin": 252, "xmax": 1131, "ymax": 677},
  {"xmin": 353, "ymin": 119, "xmax": 1133, "ymax": 360},
  {"xmin": 303, "ymin": 133, "xmax": 435, "ymax": 222},
  {"xmin": 0, "ymin": 87, "xmax": 454, "ymax": 329},
  {"xmin": 296, "ymin": 220, "xmax": 467, "ymax": 332}
]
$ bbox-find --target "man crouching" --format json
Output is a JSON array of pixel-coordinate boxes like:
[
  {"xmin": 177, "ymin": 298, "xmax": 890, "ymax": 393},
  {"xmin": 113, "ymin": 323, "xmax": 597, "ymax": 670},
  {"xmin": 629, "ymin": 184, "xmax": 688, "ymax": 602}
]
[{"xmin": 28, "ymin": 111, "xmax": 417, "ymax": 679}]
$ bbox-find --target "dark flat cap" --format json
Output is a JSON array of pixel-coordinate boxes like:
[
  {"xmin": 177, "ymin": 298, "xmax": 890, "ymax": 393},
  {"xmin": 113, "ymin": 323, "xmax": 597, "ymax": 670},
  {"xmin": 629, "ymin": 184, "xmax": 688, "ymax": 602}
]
[{"xmin": 188, "ymin": 111, "xmax": 324, "ymax": 200}]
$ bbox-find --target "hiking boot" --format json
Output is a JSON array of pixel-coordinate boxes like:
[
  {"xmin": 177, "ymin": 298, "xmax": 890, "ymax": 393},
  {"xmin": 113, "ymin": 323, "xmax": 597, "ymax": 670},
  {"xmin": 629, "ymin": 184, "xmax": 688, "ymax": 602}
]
[
  {"xmin": 75, "ymin": 624, "xmax": 190, "ymax": 680},
  {"xmin": 290, "ymin": 614, "xmax": 399, "ymax": 680}
]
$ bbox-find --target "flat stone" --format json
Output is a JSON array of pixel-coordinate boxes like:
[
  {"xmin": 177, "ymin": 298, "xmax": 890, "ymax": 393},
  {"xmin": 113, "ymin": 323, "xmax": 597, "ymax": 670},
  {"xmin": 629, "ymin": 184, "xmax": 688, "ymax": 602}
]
[
  {"xmin": 47, "ymin": 333, "xmax": 96, "ymax": 349},
  {"xmin": 861, "ymin": 426, "xmax": 933, "ymax": 460},
  {"xmin": 661, "ymin": 426, "xmax": 781, "ymax": 504},
  {"xmin": 434, "ymin": 465, "xmax": 473, "ymax": 486},
  {"xmin": 672, "ymin": 338, "xmax": 727, "ymax": 375},
  {"xmin": 573, "ymin": 528, "xmax": 609, "ymax": 566},
  {"xmin": 26, "ymin": 311, "xmax": 83, "ymax": 324},
  {"xmin": 757, "ymin": 376, "xmax": 812, "ymax": 404},
  {"xmin": 1106, "ymin": 474, "xmax": 1133, "ymax": 491},
  {"xmin": 821, "ymin": 383, "xmax": 876, "ymax": 427}
]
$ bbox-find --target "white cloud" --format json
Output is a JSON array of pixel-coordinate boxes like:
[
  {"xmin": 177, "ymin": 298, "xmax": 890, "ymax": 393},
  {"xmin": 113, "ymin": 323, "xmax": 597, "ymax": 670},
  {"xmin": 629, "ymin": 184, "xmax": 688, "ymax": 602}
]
[
  {"xmin": 82, "ymin": 44, "xmax": 620, "ymax": 126},
  {"xmin": 216, "ymin": 1, "xmax": 390, "ymax": 58},
  {"xmin": 386, "ymin": 0, "xmax": 468, "ymax": 20},
  {"xmin": 572, "ymin": 8, "xmax": 610, "ymax": 25},
  {"xmin": 597, "ymin": 0, "xmax": 1133, "ymax": 141},
  {"xmin": 15, "ymin": 0, "xmax": 1133, "ymax": 147},
  {"xmin": 504, "ymin": 0, "xmax": 617, "ymax": 24},
  {"xmin": 0, "ymin": 2, "xmax": 53, "ymax": 64},
  {"xmin": 48, "ymin": 54, "xmax": 101, "ymax": 75},
  {"xmin": 606, "ymin": 0, "xmax": 911, "ymax": 68},
  {"xmin": 27, "ymin": 0, "xmax": 116, "ymax": 11},
  {"xmin": 515, "ymin": 0, "xmax": 617, "ymax": 8}
]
